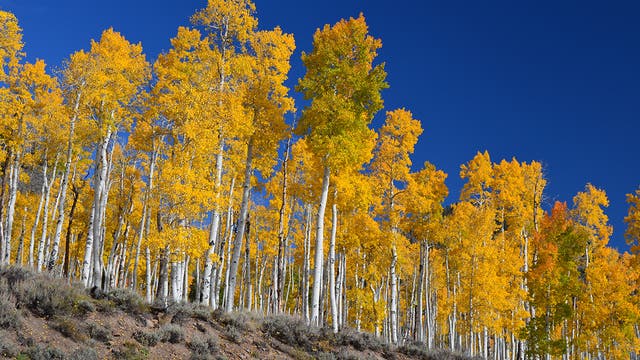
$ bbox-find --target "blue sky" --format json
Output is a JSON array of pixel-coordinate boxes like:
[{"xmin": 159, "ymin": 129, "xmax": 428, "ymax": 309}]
[{"xmin": 3, "ymin": 0, "xmax": 639, "ymax": 250}]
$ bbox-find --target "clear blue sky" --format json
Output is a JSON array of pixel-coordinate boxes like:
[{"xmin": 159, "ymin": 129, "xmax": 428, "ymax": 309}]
[{"xmin": 3, "ymin": 0, "xmax": 639, "ymax": 250}]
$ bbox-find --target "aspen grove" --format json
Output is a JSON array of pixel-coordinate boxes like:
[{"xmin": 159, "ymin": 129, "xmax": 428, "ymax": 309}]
[{"xmin": 1, "ymin": 2, "xmax": 640, "ymax": 359}]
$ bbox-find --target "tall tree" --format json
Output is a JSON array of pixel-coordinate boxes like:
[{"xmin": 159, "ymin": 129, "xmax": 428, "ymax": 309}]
[{"xmin": 296, "ymin": 14, "xmax": 387, "ymax": 326}]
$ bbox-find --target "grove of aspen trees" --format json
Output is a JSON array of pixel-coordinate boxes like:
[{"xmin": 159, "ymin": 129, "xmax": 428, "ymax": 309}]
[{"xmin": 1, "ymin": 1, "xmax": 640, "ymax": 359}]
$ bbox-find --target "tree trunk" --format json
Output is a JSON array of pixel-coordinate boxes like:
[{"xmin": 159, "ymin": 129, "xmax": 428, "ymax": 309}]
[
  {"xmin": 36, "ymin": 162, "xmax": 56, "ymax": 272},
  {"xmin": 390, "ymin": 246, "xmax": 399, "ymax": 344},
  {"xmin": 329, "ymin": 193, "xmax": 339, "ymax": 333},
  {"xmin": 3, "ymin": 154, "xmax": 21, "ymax": 265},
  {"xmin": 201, "ymin": 140, "xmax": 225, "ymax": 305},
  {"xmin": 48, "ymin": 92, "xmax": 80, "ymax": 271},
  {"xmin": 310, "ymin": 164, "xmax": 330, "ymax": 326},
  {"xmin": 225, "ymin": 139, "xmax": 253, "ymax": 312},
  {"xmin": 29, "ymin": 161, "xmax": 48, "ymax": 269}
]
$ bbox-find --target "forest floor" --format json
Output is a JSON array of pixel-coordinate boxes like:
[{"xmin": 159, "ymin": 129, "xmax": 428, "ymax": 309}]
[{"xmin": 0, "ymin": 266, "xmax": 480, "ymax": 360}]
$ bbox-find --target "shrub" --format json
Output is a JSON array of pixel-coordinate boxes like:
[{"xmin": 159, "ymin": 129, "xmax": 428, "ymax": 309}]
[
  {"xmin": 168, "ymin": 302, "xmax": 213, "ymax": 324},
  {"xmin": 262, "ymin": 314, "xmax": 320, "ymax": 351},
  {"xmin": 223, "ymin": 325, "xmax": 242, "ymax": 344},
  {"xmin": 0, "ymin": 284, "xmax": 20, "ymax": 329},
  {"xmin": 24, "ymin": 344, "xmax": 66, "ymax": 360},
  {"xmin": 158, "ymin": 323, "xmax": 185, "ymax": 344},
  {"xmin": 334, "ymin": 327, "xmax": 385, "ymax": 352},
  {"xmin": 107, "ymin": 288, "xmax": 148, "ymax": 315},
  {"xmin": 133, "ymin": 329, "xmax": 160, "ymax": 347},
  {"xmin": 86, "ymin": 321, "xmax": 112, "ymax": 343},
  {"xmin": 218, "ymin": 310, "xmax": 260, "ymax": 332},
  {"xmin": 188, "ymin": 334, "xmax": 219, "ymax": 356},
  {"xmin": 0, "ymin": 266, "xmax": 33, "ymax": 290},
  {"xmin": 0, "ymin": 335, "xmax": 18, "ymax": 358},
  {"xmin": 397, "ymin": 344, "xmax": 480, "ymax": 360},
  {"xmin": 52, "ymin": 317, "xmax": 86, "ymax": 342},
  {"xmin": 77, "ymin": 299, "xmax": 96, "ymax": 314},
  {"xmin": 14, "ymin": 274, "xmax": 87, "ymax": 318},
  {"xmin": 68, "ymin": 346, "xmax": 98, "ymax": 360},
  {"xmin": 112, "ymin": 341, "xmax": 149, "ymax": 360}
]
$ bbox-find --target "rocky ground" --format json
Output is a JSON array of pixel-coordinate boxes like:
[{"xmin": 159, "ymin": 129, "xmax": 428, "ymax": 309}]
[{"xmin": 0, "ymin": 266, "xmax": 480, "ymax": 360}]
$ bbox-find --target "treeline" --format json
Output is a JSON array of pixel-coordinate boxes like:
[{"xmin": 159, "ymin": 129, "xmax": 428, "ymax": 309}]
[{"xmin": 1, "ymin": 2, "xmax": 640, "ymax": 359}]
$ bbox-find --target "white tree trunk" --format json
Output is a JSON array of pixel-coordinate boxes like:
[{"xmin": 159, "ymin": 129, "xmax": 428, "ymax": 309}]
[
  {"xmin": 202, "ymin": 141, "xmax": 225, "ymax": 305},
  {"xmin": 390, "ymin": 246, "xmax": 398, "ymax": 344},
  {"xmin": 3, "ymin": 156, "xmax": 21, "ymax": 265},
  {"xmin": 225, "ymin": 139, "xmax": 253, "ymax": 312},
  {"xmin": 48, "ymin": 92, "xmax": 81, "ymax": 271},
  {"xmin": 329, "ymin": 196, "xmax": 338, "ymax": 333},
  {"xmin": 36, "ymin": 164, "xmax": 56, "ymax": 272},
  {"xmin": 29, "ymin": 161, "xmax": 47, "ymax": 269},
  {"xmin": 310, "ymin": 164, "xmax": 330, "ymax": 326}
]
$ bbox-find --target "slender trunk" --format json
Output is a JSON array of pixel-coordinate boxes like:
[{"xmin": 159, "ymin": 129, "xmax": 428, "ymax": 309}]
[
  {"xmin": 244, "ymin": 218, "xmax": 252, "ymax": 310},
  {"xmin": 16, "ymin": 211, "xmax": 26, "ymax": 265},
  {"xmin": 416, "ymin": 241, "xmax": 425, "ymax": 343},
  {"xmin": 225, "ymin": 139, "xmax": 253, "ymax": 312},
  {"xmin": 213, "ymin": 176, "xmax": 235, "ymax": 309},
  {"xmin": 37, "ymin": 163, "xmax": 57, "ymax": 272},
  {"xmin": 311, "ymin": 164, "xmax": 330, "ymax": 326},
  {"xmin": 3, "ymin": 154, "xmax": 21, "ymax": 265},
  {"xmin": 48, "ymin": 92, "xmax": 80, "ymax": 271},
  {"xmin": 145, "ymin": 247, "xmax": 152, "ymax": 302},
  {"xmin": 275, "ymin": 134, "xmax": 292, "ymax": 312},
  {"xmin": 390, "ymin": 246, "xmax": 398, "ymax": 344},
  {"xmin": 201, "ymin": 140, "xmax": 225, "ymax": 305},
  {"xmin": 303, "ymin": 203, "xmax": 312, "ymax": 322},
  {"xmin": 329, "ymin": 192, "xmax": 338, "ymax": 333},
  {"xmin": 29, "ymin": 161, "xmax": 47, "ymax": 269},
  {"xmin": 133, "ymin": 146, "xmax": 157, "ymax": 290}
]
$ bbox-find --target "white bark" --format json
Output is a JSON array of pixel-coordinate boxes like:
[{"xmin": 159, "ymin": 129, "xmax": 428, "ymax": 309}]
[
  {"xmin": 310, "ymin": 164, "xmax": 330, "ymax": 326},
  {"xmin": 390, "ymin": 246, "xmax": 398, "ymax": 344},
  {"xmin": 225, "ymin": 139, "xmax": 253, "ymax": 312},
  {"xmin": 36, "ymin": 163, "xmax": 56, "ymax": 272},
  {"xmin": 48, "ymin": 91, "xmax": 81, "ymax": 271},
  {"xmin": 29, "ymin": 162, "xmax": 47, "ymax": 269},
  {"xmin": 329, "ymin": 195, "xmax": 338, "ymax": 333},
  {"xmin": 3, "ymin": 156, "xmax": 21, "ymax": 265},
  {"xmin": 201, "ymin": 142, "xmax": 225, "ymax": 306}
]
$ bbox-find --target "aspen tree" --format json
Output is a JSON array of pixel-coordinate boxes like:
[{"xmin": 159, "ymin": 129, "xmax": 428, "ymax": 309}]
[{"xmin": 296, "ymin": 14, "xmax": 387, "ymax": 326}]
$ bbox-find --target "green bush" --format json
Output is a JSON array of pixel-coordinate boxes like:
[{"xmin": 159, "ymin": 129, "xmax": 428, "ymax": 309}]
[
  {"xmin": 223, "ymin": 324, "xmax": 242, "ymax": 344},
  {"xmin": 218, "ymin": 310, "xmax": 260, "ymax": 332},
  {"xmin": 51, "ymin": 316, "xmax": 86, "ymax": 342},
  {"xmin": 262, "ymin": 314, "xmax": 320, "ymax": 351},
  {"xmin": 397, "ymin": 344, "xmax": 481, "ymax": 360},
  {"xmin": 133, "ymin": 329, "xmax": 160, "ymax": 347},
  {"xmin": 86, "ymin": 321, "xmax": 112, "ymax": 343},
  {"xmin": 334, "ymin": 327, "xmax": 385, "ymax": 352},
  {"xmin": 14, "ymin": 274, "xmax": 87, "ymax": 318},
  {"xmin": 158, "ymin": 323, "xmax": 185, "ymax": 344},
  {"xmin": 168, "ymin": 302, "xmax": 214, "ymax": 324},
  {"xmin": 107, "ymin": 288, "xmax": 148, "ymax": 315},
  {"xmin": 68, "ymin": 346, "xmax": 98, "ymax": 360},
  {"xmin": 0, "ymin": 334, "xmax": 18, "ymax": 358},
  {"xmin": 24, "ymin": 344, "xmax": 66, "ymax": 360},
  {"xmin": 112, "ymin": 341, "xmax": 149, "ymax": 360},
  {"xmin": 0, "ymin": 282, "xmax": 20, "ymax": 329},
  {"xmin": 0, "ymin": 266, "xmax": 33, "ymax": 290},
  {"xmin": 188, "ymin": 334, "xmax": 219, "ymax": 358}
]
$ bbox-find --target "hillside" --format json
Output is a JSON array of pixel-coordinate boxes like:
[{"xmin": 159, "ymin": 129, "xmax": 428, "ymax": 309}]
[{"xmin": 0, "ymin": 267, "xmax": 478, "ymax": 360}]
